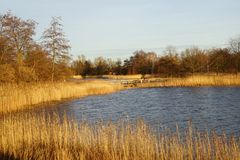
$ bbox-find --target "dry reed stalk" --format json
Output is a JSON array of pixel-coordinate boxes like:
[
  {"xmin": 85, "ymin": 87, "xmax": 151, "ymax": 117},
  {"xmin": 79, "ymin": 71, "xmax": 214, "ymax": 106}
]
[
  {"xmin": 0, "ymin": 80, "xmax": 123, "ymax": 114},
  {"xmin": 0, "ymin": 112, "xmax": 239, "ymax": 160},
  {"xmin": 137, "ymin": 75, "xmax": 240, "ymax": 88}
]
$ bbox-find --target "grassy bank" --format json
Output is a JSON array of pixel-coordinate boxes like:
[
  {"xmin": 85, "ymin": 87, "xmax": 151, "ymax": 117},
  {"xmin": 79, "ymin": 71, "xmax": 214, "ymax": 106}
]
[
  {"xmin": 0, "ymin": 80, "xmax": 123, "ymax": 114},
  {"xmin": 1, "ymin": 75, "xmax": 239, "ymax": 113},
  {"xmin": 0, "ymin": 112, "xmax": 239, "ymax": 160},
  {"xmin": 136, "ymin": 75, "xmax": 240, "ymax": 88}
]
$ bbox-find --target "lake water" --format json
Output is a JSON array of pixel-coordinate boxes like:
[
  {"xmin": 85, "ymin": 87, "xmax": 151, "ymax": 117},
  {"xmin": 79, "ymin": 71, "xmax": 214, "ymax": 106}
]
[{"xmin": 35, "ymin": 87, "xmax": 240, "ymax": 135}]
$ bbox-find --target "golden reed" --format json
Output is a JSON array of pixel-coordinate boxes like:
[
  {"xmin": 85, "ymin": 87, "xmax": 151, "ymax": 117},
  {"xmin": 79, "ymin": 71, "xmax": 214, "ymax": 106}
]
[
  {"xmin": 0, "ymin": 80, "xmax": 123, "ymax": 114},
  {"xmin": 137, "ymin": 75, "xmax": 240, "ymax": 88},
  {"xmin": 1, "ymin": 75, "xmax": 240, "ymax": 113},
  {"xmin": 0, "ymin": 112, "xmax": 239, "ymax": 160}
]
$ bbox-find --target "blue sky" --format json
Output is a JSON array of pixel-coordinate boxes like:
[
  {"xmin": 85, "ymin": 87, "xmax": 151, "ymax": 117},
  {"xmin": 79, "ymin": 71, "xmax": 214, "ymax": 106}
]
[{"xmin": 1, "ymin": 0, "xmax": 240, "ymax": 60}]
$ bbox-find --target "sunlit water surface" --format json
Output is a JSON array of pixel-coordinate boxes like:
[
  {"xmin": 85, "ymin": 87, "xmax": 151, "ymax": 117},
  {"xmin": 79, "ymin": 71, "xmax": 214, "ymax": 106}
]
[{"xmin": 30, "ymin": 87, "xmax": 240, "ymax": 135}]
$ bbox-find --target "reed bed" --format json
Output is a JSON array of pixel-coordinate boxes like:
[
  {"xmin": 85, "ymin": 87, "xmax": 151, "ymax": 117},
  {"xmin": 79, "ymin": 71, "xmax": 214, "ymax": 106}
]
[
  {"xmin": 137, "ymin": 75, "xmax": 240, "ymax": 88},
  {"xmin": 0, "ymin": 112, "xmax": 239, "ymax": 160},
  {"xmin": 1, "ymin": 75, "xmax": 239, "ymax": 113},
  {"xmin": 0, "ymin": 80, "xmax": 123, "ymax": 114}
]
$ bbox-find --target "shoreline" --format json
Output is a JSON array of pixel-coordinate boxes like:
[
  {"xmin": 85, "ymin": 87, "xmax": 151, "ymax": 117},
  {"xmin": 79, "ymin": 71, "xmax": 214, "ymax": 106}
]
[
  {"xmin": 121, "ymin": 75, "xmax": 240, "ymax": 88},
  {"xmin": 1, "ymin": 75, "xmax": 240, "ymax": 114},
  {"xmin": 4, "ymin": 83, "xmax": 239, "ymax": 116},
  {"xmin": 1, "ymin": 76, "xmax": 240, "ymax": 159},
  {"xmin": 134, "ymin": 82, "xmax": 240, "ymax": 88},
  {"xmin": 0, "ymin": 80, "xmax": 124, "ymax": 114}
]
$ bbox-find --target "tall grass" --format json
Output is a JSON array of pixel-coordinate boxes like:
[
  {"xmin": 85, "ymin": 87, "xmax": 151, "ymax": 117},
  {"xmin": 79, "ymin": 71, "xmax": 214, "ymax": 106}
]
[
  {"xmin": 0, "ymin": 112, "xmax": 239, "ymax": 160},
  {"xmin": 0, "ymin": 80, "xmax": 123, "ymax": 114},
  {"xmin": 137, "ymin": 75, "xmax": 240, "ymax": 88}
]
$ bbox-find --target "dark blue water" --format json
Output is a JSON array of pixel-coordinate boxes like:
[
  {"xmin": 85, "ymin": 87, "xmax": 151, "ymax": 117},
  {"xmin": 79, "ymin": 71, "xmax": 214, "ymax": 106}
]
[{"xmin": 37, "ymin": 87, "xmax": 240, "ymax": 135}]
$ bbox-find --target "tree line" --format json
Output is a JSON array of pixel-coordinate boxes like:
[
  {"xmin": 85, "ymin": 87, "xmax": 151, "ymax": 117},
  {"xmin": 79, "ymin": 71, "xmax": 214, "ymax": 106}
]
[
  {"xmin": 1, "ymin": 12, "xmax": 240, "ymax": 83},
  {"xmin": 0, "ymin": 12, "xmax": 72, "ymax": 82},
  {"xmin": 73, "ymin": 45, "xmax": 240, "ymax": 77}
]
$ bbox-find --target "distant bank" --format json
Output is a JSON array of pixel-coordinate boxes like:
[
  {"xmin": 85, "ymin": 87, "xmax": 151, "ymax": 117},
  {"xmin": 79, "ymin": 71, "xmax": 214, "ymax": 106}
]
[{"xmin": 1, "ymin": 74, "xmax": 240, "ymax": 114}]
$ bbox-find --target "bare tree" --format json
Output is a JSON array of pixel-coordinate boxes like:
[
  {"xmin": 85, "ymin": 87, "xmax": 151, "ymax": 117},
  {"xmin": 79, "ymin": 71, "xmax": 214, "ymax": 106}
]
[
  {"xmin": 94, "ymin": 57, "xmax": 108, "ymax": 75},
  {"xmin": 42, "ymin": 17, "xmax": 70, "ymax": 81},
  {"xmin": 229, "ymin": 35, "xmax": 240, "ymax": 54},
  {"xmin": 229, "ymin": 35, "xmax": 240, "ymax": 74},
  {"xmin": 72, "ymin": 55, "xmax": 86, "ymax": 75},
  {"xmin": 146, "ymin": 52, "xmax": 157, "ymax": 74},
  {"xmin": 0, "ymin": 12, "xmax": 36, "ymax": 69},
  {"xmin": 181, "ymin": 47, "xmax": 205, "ymax": 74}
]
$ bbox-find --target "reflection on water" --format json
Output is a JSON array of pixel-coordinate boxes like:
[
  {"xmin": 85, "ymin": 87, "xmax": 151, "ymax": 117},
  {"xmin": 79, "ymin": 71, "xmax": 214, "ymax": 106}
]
[{"xmin": 30, "ymin": 87, "xmax": 240, "ymax": 135}]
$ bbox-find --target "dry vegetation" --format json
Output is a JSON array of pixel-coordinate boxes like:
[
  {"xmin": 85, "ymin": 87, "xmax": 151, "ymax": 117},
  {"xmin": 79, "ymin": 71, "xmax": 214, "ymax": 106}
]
[
  {"xmin": 0, "ymin": 80, "xmax": 123, "ymax": 114},
  {"xmin": 136, "ymin": 75, "xmax": 240, "ymax": 88},
  {"xmin": 1, "ymin": 74, "xmax": 238, "ymax": 114},
  {"xmin": 1, "ymin": 75, "xmax": 240, "ymax": 160},
  {"xmin": 0, "ymin": 112, "xmax": 239, "ymax": 160}
]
